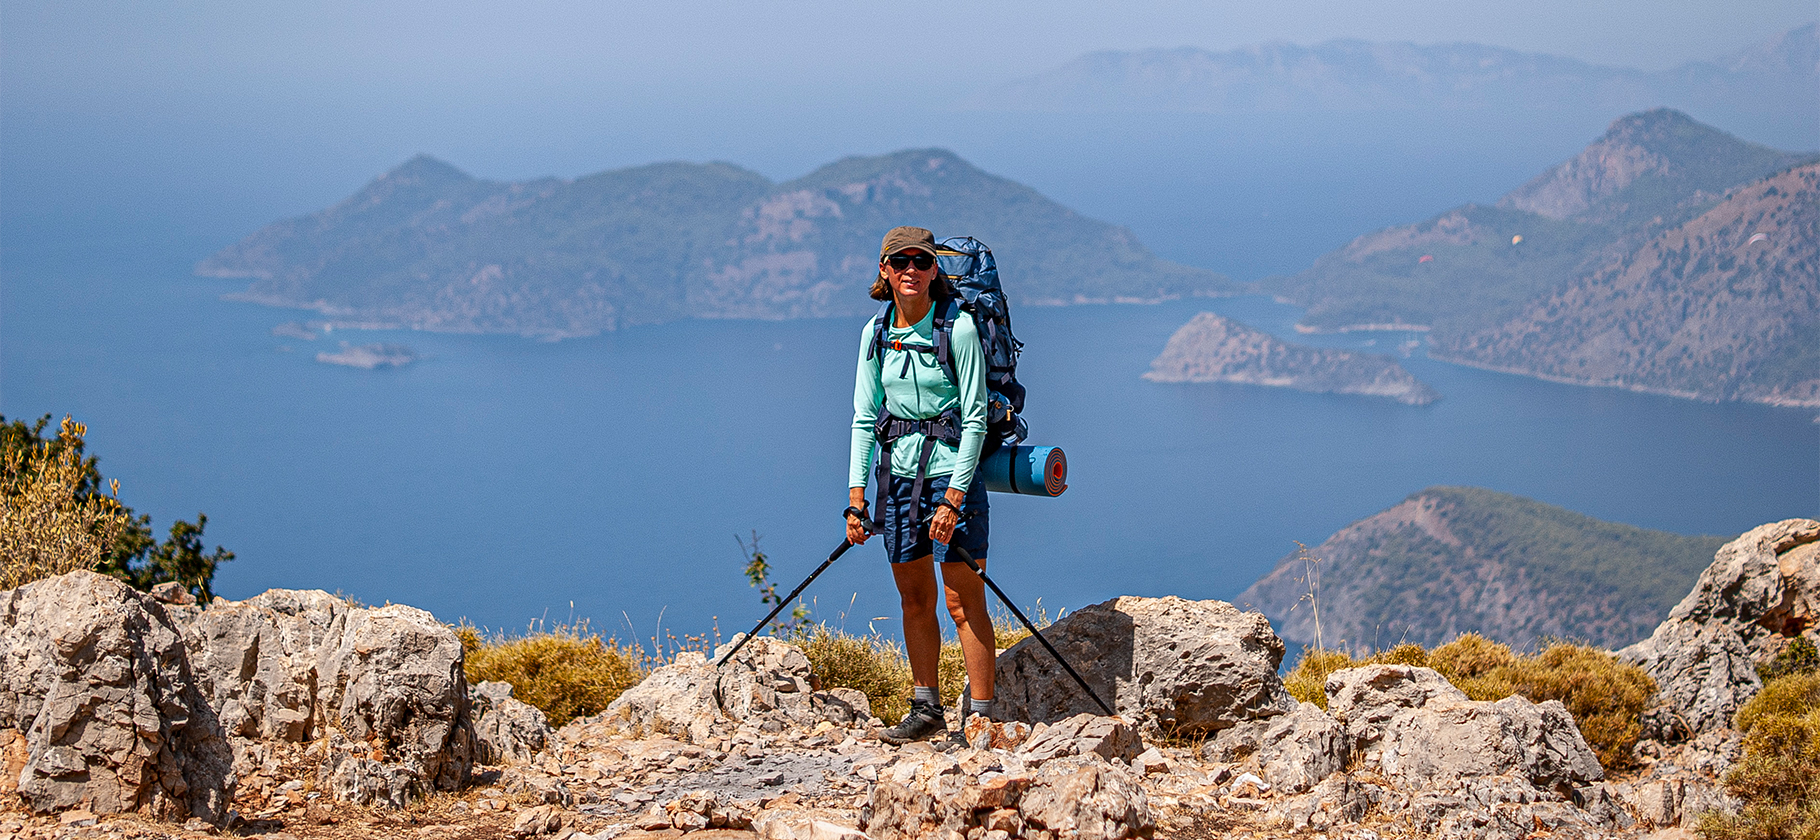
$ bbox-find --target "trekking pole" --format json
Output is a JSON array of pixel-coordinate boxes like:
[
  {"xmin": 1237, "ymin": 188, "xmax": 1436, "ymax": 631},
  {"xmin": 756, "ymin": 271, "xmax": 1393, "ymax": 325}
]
[
  {"xmin": 947, "ymin": 546, "xmax": 1116, "ymax": 716},
  {"xmin": 714, "ymin": 539, "xmax": 854, "ymax": 667}
]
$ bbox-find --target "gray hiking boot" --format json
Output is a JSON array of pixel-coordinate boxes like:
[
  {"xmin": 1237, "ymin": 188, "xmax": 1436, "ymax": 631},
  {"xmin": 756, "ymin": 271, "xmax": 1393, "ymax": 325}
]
[{"xmin": 879, "ymin": 699, "xmax": 946, "ymax": 745}]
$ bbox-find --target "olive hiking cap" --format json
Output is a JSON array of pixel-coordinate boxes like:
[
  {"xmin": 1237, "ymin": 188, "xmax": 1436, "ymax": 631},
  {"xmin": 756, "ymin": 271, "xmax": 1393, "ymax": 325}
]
[{"xmin": 880, "ymin": 226, "xmax": 938, "ymax": 258}]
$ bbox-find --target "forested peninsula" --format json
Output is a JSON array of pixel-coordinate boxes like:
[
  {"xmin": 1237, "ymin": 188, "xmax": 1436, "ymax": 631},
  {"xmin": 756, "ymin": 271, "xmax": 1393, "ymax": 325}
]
[{"xmin": 199, "ymin": 150, "xmax": 1233, "ymax": 339}]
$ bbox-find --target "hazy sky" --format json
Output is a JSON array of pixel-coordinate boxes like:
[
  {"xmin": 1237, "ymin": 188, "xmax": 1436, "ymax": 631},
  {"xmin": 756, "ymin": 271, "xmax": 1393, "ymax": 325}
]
[
  {"xmin": 3, "ymin": 1, "xmax": 1814, "ymax": 246},
  {"xmin": 7, "ymin": 1, "xmax": 1813, "ymax": 110}
]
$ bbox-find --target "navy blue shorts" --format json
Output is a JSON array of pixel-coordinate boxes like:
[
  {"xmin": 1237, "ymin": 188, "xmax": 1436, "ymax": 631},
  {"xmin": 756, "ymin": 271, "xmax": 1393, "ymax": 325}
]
[{"xmin": 881, "ymin": 475, "xmax": 989, "ymax": 564}]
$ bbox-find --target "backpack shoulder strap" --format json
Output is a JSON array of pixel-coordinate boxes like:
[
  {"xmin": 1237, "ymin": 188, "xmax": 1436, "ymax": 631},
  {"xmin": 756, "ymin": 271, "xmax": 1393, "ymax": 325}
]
[
  {"xmin": 932, "ymin": 297, "xmax": 958, "ymax": 387},
  {"xmin": 866, "ymin": 301, "xmax": 894, "ymax": 363}
]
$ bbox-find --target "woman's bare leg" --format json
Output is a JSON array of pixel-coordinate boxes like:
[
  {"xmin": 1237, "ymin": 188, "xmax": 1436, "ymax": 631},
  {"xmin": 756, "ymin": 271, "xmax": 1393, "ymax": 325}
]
[
  {"xmin": 893, "ymin": 557, "xmax": 942, "ymax": 690},
  {"xmin": 941, "ymin": 557, "xmax": 995, "ymax": 702}
]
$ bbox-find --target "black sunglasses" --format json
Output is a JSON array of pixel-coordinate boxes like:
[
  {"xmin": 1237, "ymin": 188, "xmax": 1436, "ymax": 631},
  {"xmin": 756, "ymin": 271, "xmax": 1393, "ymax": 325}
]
[{"xmin": 885, "ymin": 253, "xmax": 936, "ymax": 271}]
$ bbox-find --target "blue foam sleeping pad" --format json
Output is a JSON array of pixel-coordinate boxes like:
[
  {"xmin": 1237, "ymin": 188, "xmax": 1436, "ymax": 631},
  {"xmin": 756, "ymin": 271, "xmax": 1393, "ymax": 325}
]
[{"xmin": 978, "ymin": 445, "xmax": 1067, "ymax": 496}]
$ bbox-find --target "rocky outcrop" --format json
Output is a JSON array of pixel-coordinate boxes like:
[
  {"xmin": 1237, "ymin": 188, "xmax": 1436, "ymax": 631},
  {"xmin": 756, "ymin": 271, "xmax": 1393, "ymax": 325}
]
[
  {"xmin": 471, "ymin": 681, "xmax": 553, "ymax": 765},
  {"xmin": 0, "ymin": 572, "xmax": 482, "ymax": 819},
  {"xmin": 1620, "ymin": 518, "xmax": 1820, "ymax": 734},
  {"xmin": 861, "ymin": 752, "xmax": 1153, "ymax": 840},
  {"xmin": 602, "ymin": 636, "xmax": 873, "ymax": 743},
  {"xmin": 1144, "ymin": 312, "xmax": 1439, "ymax": 405},
  {"xmin": 993, "ymin": 595, "xmax": 1294, "ymax": 735},
  {"xmin": 173, "ymin": 587, "xmax": 476, "ymax": 806},
  {"xmin": 1200, "ymin": 701, "xmax": 1345, "ymax": 794},
  {"xmin": 0, "ymin": 571, "xmax": 234, "ymax": 822},
  {"xmin": 1324, "ymin": 665, "xmax": 1604, "ymax": 794}
]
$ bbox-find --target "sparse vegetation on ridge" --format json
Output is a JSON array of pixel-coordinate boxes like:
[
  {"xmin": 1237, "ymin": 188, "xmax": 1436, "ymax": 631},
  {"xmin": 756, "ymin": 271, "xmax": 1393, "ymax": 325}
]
[
  {"xmin": 1284, "ymin": 633, "xmax": 1655, "ymax": 771},
  {"xmin": 1698, "ymin": 669, "xmax": 1820, "ymax": 840},
  {"xmin": 458, "ymin": 621, "xmax": 650, "ymax": 728}
]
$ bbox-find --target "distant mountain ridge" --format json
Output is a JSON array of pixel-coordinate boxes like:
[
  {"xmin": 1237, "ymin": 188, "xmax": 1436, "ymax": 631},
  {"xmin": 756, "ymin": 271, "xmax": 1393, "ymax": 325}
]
[
  {"xmin": 977, "ymin": 23, "xmax": 1818, "ymax": 120},
  {"xmin": 1237, "ymin": 486, "xmax": 1730, "ymax": 651},
  {"xmin": 1256, "ymin": 109, "xmax": 1818, "ymax": 406},
  {"xmin": 199, "ymin": 150, "xmax": 1233, "ymax": 338}
]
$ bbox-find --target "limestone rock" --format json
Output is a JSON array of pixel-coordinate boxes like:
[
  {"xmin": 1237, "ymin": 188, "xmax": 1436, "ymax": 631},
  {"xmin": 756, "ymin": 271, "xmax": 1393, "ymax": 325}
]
[
  {"xmin": 178, "ymin": 588, "xmax": 349, "ymax": 743},
  {"xmin": 471, "ymin": 681, "xmax": 552, "ymax": 765},
  {"xmin": 508, "ymin": 804, "xmax": 565, "ymax": 838},
  {"xmin": 1620, "ymin": 518, "xmax": 1819, "ymax": 734},
  {"xmin": 0, "ymin": 571, "xmax": 234, "ymax": 822},
  {"xmin": 862, "ymin": 752, "xmax": 1150, "ymax": 840},
  {"xmin": 993, "ymin": 595, "xmax": 1293, "ymax": 734},
  {"xmin": 1658, "ymin": 518, "xmax": 1819, "ymax": 655},
  {"xmin": 1201, "ymin": 700, "xmax": 1345, "ymax": 794},
  {"xmin": 1619, "ymin": 620, "xmax": 1760, "ymax": 735},
  {"xmin": 1018, "ymin": 756, "xmax": 1153, "ymax": 840},
  {"xmin": 1325, "ymin": 665, "xmax": 1603, "ymax": 794},
  {"xmin": 605, "ymin": 636, "xmax": 877, "ymax": 742},
  {"xmin": 1015, "ymin": 714, "xmax": 1142, "ymax": 765},
  {"xmin": 176, "ymin": 588, "xmax": 476, "ymax": 805}
]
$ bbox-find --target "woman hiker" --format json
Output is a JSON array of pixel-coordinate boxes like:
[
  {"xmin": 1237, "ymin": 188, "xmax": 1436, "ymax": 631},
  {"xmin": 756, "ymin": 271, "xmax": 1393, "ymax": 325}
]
[{"xmin": 845, "ymin": 225, "xmax": 995, "ymax": 744}]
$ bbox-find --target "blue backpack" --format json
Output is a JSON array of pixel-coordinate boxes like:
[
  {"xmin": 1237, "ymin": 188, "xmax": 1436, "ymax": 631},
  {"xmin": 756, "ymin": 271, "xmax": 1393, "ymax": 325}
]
[{"xmin": 865, "ymin": 236, "xmax": 1028, "ymax": 513}]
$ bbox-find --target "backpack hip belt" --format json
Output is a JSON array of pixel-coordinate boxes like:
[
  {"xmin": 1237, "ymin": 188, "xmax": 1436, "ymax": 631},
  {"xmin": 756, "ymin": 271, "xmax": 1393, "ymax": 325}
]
[{"xmin": 872, "ymin": 408, "xmax": 964, "ymax": 542}]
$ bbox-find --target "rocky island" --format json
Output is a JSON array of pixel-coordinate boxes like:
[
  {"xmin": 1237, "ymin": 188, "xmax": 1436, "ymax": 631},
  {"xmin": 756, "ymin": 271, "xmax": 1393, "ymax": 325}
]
[
  {"xmin": 1144, "ymin": 312, "xmax": 1439, "ymax": 405},
  {"xmin": 315, "ymin": 342, "xmax": 418, "ymax": 370}
]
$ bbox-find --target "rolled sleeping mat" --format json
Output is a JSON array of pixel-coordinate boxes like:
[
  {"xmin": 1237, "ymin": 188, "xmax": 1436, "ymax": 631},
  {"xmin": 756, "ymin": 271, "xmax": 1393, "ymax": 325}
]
[{"xmin": 979, "ymin": 445, "xmax": 1067, "ymax": 497}]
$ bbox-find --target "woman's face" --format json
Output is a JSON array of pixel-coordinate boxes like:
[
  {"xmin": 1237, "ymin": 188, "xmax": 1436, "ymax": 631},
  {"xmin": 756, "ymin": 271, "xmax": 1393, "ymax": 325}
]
[{"xmin": 883, "ymin": 248, "xmax": 937, "ymax": 301}]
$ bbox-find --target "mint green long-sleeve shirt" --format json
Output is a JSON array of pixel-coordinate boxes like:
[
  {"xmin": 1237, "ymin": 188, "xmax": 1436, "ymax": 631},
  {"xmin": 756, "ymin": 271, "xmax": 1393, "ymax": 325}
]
[{"xmin": 849, "ymin": 304, "xmax": 989, "ymax": 493}]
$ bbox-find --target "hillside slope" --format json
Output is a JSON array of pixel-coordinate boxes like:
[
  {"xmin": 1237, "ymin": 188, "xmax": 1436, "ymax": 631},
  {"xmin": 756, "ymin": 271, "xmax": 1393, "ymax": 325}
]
[
  {"xmin": 1237, "ymin": 487, "xmax": 1729, "ymax": 651},
  {"xmin": 1254, "ymin": 109, "xmax": 1815, "ymax": 406},
  {"xmin": 1435, "ymin": 163, "xmax": 1820, "ymax": 406},
  {"xmin": 199, "ymin": 150, "xmax": 1232, "ymax": 338},
  {"xmin": 1261, "ymin": 110, "xmax": 1811, "ymax": 333}
]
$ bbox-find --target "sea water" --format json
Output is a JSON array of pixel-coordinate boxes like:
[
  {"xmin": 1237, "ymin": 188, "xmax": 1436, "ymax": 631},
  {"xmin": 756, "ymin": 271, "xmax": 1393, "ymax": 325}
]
[{"xmin": 3, "ymin": 251, "xmax": 1814, "ymax": 642}]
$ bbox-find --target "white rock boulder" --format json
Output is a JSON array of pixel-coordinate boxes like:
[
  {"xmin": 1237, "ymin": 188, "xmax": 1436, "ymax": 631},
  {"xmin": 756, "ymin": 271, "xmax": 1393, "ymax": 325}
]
[{"xmin": 993, "ymin": 595, "xmax": 1293, "ymax": 735}]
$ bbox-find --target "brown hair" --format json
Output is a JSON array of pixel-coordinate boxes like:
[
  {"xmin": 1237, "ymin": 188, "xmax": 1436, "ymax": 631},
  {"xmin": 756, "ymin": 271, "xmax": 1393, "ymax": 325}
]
[{"xmin": 869, "ymin": 263, "xmax": 948, "ymax": 303}]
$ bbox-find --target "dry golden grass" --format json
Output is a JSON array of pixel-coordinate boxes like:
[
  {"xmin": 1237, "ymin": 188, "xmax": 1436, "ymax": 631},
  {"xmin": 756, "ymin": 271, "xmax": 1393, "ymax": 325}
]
[
  {"xmin": 1284, "ymin": 649, "xmax": 1358, "ymax": 709},
  {"xmin": 796, "ymin": 604, "xmax": 1052, "ymax": 721},
  {"xmin": 1698, "ymin": 671, "xmax": 1820, "ymax": 840},
  {"xmin": 0, "ymin": 416, "xmax": 129, "ymax": 590},
  {"xmin": 1282, "ymin": 633, "xmax": 1655, "ymax": 770},
  {"xmin": 797, "ymin": 625, "xmax": 913, "ymax": 723},
  {"xmin": 459, "ymin": 621, "xmax": 649, "ymax": 728}
]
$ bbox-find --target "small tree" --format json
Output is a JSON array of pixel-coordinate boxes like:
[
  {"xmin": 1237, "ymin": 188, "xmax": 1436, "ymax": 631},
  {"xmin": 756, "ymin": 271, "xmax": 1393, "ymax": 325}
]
[
  {"xmin": 739, "ymin": 530, "xmax": 809, "ymax": 636},
  {"xmin": 0, "ymin": 416, "xmax": 131, "ymax": 589},
  {"xmin": 0, "ymin": 414, "xmax": 233, "ymax": 599}
]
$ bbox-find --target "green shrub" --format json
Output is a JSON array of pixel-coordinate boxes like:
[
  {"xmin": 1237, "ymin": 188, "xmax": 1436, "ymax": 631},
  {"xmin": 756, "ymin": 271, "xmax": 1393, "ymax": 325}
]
[
  {"xmin": 1498, "ymin": 643, "xmax": 1654, "ymax": 770},
  {"xmin": 1697, "ymin": 672, "xmax": 1820, "ymax": 840},
  {"xmin": 1758, "ymin": 636, "xmax": 1820, "ymax": 683},
  {"xmin": 460, "ymin": 622, "xmax": 649, "ymax": 728}
]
